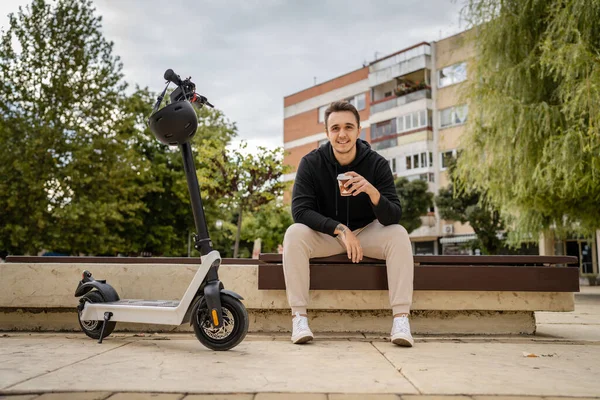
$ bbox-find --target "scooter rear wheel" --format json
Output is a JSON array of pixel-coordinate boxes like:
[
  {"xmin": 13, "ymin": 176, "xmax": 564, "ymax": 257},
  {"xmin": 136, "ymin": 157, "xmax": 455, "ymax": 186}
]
[
  {"xmin": 78, "ymin": 291, "xmax": 116, "ymax": 340},
  {"xmin": 193, "ymin": 294, "xmax": 249, "ymax": 351}
]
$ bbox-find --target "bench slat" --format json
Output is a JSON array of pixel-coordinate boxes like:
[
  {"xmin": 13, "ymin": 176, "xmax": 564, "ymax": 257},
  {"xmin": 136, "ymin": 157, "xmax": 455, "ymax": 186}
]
[
  {"xmin": 258, "ymin": 264, "xmax": 580, "ymax": 292},
  {"xmin": 258, "ymin": 253, "xmax": 578, "ymax": 266},
  {"xmin": 7, "ymin": 254, "xmax": 579, "ymax": 267},
  {"xmin": 5, "ymin": 256, "xmax": 261, "ymax": 265}
]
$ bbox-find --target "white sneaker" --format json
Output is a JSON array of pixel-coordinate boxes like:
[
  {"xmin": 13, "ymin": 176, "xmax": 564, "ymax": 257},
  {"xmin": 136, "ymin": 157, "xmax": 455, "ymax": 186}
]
[
  {"xmin": 391, "ymin": 315, "xmax": 414, "ymax": 347},
  {"xmin": 291, "ymin": 312, "xmax": 314, "ymax": 344}
]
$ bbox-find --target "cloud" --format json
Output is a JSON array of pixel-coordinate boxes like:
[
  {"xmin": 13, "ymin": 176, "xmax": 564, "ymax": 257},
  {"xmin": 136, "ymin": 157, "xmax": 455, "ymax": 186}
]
[{"xmin": 1, "ymin": 0, "xmax": 465, "ymax": 152}]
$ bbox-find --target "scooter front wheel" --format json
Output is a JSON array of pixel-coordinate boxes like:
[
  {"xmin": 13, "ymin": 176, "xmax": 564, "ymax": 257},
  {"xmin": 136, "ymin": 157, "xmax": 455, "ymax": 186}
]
[
  {"xmin": 193, "ymin": 294, "xmax": 249, "ymax": 351},
  {"xmin": 77, "ymin": 291, "xmax": 116, "ymax": 340}
]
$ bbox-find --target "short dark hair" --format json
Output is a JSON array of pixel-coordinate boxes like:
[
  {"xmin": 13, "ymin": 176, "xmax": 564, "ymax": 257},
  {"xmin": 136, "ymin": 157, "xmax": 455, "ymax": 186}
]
[{"xmin": 324, "ymin": 101, "xmax": 360, "ymax": 130}]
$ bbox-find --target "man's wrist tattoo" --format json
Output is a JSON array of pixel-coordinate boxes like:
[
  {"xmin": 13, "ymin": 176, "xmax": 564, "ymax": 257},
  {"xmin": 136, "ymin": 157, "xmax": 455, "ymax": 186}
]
[{"xmin": 337, "ymin": 224, "xmax": 347, "ymax": 236}]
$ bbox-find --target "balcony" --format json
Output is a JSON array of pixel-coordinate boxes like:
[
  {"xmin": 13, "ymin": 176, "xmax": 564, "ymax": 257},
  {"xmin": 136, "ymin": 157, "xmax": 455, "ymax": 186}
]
[
  {"xmin": 369, "ymin": 44, "xmax": 431, "ymax": 87},
  {"xmin": 370, "ymin": 88, "xmax": 431, "ymax": 115}
]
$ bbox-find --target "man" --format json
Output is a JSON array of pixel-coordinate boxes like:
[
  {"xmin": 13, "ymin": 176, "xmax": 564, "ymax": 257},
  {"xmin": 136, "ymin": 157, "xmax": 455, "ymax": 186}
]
[{"xmin": 283, "ymin": 100, "xmax": 414, "ymax": 346}]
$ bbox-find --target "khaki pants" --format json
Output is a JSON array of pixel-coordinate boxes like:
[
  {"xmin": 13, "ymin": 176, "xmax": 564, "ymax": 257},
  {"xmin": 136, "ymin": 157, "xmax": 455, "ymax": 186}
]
[{"xmin": 282, "ymin": 220, "xmax": 414, "ymax": 315}]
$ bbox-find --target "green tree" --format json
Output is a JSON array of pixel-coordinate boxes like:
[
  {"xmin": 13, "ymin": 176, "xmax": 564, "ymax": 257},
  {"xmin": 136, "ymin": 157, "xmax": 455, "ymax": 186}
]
[
  {"xmin": 0, "ymin": 0, "xmax": 150, "ymax": 255},
  {"xmin": 435, "ymin": 186, "xmax": 505, "ymax": 255},
  {"xmin": 197, "ymin": 142, "xmax": 291, "ymax": 257},
  {"xmin": 122, "ymin": 93, "xmax": 239, "ymax": 257},
  {"xmin": 242, "ymin": 202, "xmax": 293, "ymax": 254},
  {"xmin": 435, "ymin": 158, "xmax": 506, "ymax": 254},
  {"xmin": 394, "ymin": 177, "xmax": 434, "ymax": 233},
  {"xmin": 457, "ymin": 0, "xmax": 600, "ymax": 242}
]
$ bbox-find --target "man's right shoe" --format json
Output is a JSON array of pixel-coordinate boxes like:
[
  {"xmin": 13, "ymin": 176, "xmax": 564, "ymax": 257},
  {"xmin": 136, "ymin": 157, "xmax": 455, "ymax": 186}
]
[
  {"xmin": 291, "ymin": 312, "xmax": 314, "ymax": 344},
  {"xmin": 391, "ymin": 315, "xmax": 414, "ymax": 347}
]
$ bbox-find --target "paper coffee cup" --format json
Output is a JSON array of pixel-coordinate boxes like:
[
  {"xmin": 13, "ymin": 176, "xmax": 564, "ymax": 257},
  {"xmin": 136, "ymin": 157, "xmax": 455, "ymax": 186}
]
[{"xmin": 337, "ymin": 174, "xmax": 352, "ymax": 196}]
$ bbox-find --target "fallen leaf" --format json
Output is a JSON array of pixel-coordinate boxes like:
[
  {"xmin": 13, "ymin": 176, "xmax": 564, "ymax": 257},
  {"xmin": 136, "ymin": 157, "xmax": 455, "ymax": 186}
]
[{"xmin": 522, "ymin": 352, "xmax": 538, "ymax": 358}]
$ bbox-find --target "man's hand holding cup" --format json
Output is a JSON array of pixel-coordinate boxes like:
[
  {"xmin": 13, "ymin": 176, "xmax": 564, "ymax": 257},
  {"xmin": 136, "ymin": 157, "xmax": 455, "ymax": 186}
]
[{"xmin": 338, "ymin": 171, "xmax": 381, "ymax": 205}]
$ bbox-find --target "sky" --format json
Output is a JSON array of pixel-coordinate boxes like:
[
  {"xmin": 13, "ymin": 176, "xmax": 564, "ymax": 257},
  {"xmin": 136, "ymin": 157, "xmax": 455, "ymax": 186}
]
[{"xmin": 0, "ymin": 0, "xmax": 466, "ymax": 153}]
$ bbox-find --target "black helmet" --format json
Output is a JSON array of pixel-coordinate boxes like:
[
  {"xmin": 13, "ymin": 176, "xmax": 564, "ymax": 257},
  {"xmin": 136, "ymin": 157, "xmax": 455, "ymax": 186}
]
[{"xmin": 148, "ymin": 100, "xmax": 198, "ymax": 146}]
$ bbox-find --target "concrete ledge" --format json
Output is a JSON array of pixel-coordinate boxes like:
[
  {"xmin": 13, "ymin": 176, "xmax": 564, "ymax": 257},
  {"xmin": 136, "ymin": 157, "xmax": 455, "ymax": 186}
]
[
  {"xmin": 0, "ymin": 308, "xmax": 535, "ymax": 335},
  {"xmin": 0, "ymin": 262, "xmax": 573, "ymax": 335}
]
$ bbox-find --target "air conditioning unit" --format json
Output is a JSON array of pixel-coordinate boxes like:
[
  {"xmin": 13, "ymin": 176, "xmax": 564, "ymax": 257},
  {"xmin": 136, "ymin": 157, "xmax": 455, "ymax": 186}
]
[{"xmin": 443, "ymin": 224, "xmax": 454, "ymax": 235}]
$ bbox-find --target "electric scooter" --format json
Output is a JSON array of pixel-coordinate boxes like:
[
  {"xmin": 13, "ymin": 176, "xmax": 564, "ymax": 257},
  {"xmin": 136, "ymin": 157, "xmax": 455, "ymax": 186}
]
[{"xmin": 74, "ymin": 69, "xmax": 249, "ymax": 351}]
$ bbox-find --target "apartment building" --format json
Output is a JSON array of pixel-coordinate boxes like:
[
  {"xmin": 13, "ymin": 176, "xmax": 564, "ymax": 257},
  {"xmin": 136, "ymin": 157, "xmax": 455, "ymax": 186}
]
[{"xmin": 282, "ymin": 30, "xmax": 599, "ymax": 276}]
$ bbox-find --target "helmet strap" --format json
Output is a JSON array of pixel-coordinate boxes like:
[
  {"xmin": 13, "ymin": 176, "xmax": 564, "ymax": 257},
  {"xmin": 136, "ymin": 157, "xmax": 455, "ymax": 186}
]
[{"xmin": 150, "ymin": 82, "xmax": 171, "ymax": 116}]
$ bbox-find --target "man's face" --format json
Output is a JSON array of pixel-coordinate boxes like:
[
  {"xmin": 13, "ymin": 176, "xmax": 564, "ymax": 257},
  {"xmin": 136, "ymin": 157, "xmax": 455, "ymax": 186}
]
[{"xmin": 326, "ymin": 111, "xmax": 360, "ymax": 155}]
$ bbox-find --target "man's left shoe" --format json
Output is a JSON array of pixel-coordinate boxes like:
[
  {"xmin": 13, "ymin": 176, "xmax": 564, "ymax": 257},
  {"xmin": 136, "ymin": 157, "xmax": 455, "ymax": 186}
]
[{"xmin": 390, "ymin": 315, "xmax": 414, "ymax": 347}]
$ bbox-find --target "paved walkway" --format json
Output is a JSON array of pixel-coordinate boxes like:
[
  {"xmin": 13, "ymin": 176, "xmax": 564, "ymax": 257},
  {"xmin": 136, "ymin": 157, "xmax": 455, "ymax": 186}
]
[{"xmin": 1, "ymin": 287, "xmax": 599, "ymax": 400}]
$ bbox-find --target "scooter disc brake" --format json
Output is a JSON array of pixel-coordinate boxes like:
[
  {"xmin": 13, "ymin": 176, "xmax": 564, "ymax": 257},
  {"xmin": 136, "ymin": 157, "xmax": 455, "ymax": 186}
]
[
  {"xmin": 79, "ymin": 299, "xmax": 99, "ymax": 331},
  {"xmin": 201, "ymin": 308, "xmax": 235, "ymax": 340}
]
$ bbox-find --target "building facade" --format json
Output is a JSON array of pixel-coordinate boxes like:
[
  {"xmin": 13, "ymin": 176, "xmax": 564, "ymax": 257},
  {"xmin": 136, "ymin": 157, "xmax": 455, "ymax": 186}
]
[{"xmin": 282, "ymin": 30, "xmax": 599, "ymax": 278}]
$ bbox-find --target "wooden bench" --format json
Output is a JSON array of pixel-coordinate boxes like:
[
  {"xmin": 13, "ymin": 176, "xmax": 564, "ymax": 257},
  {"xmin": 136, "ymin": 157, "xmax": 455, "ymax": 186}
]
[{"xmin": 257, "ymin": 254, "xmax": 580, "ymax": 292}]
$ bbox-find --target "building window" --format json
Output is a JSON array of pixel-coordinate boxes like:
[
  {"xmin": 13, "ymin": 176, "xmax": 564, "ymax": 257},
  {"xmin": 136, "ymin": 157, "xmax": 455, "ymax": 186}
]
[
  {"xmin": 359, "ymin": 129, "xmax": 366, "ymax": 140},
  {"xmin": 318, "ymin": 105, "xmax": 328, "ymax": 123},
  {"xmin": 389, "ymin": 158, "xmax": 397, "ymax": 173},
  {"xmin": 440, "ymin": 150, "xmax": 456, "ymax": 169},
  {"xmin": 356, "ymin": 93, "xmax": 366, "ymax": 111},
  {"xmin": 415, "ymin": 241, "xmax": 435, "ymax": 255},
  {"xmin": 438, "ymin": 62, "xmax": 467, "ymax": 88},
  {"xmin": 372, "ymin": 138, "xmax": 397, "ymax": 150},
  {"xmin": 440, "ymin": 104, "xmax": 468, "ymax": 128},
  {"xmin": 404, "ymin": 151, "xmax": 433, "ymax": 171},
  {"xmin": 372, "ymin": 119, "xmax": 397, "ymax": 140},
  {"xmin": 396, "ymin": 109, "xmax": 429, "ymax": 134},
  {"xmin": 345, "ymin": 93, "xmax": 366, "ymax": 111},
  {"xmin": 384, "ymin": 91, "xmax": 392, "ymax": 98}
]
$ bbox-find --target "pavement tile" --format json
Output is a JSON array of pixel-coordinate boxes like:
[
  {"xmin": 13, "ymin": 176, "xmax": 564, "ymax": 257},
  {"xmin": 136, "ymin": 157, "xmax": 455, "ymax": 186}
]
[
  {"xmin": 473, "ymin": 396, "xmax": 544, "ymax": 400},
  {"xmin": 106, "ymin": 393, "xmax": 185, "ymax": 400},
  {"xmin": 543, "ymin": 398, "xmax": 600, "ymax": 400},
  {"xmin": 8, "ymin": 340, "xmax": 416, "ymax": 394},
  {"xmin": 330, "ymin": 394, "xmax": 401, "ymax": 399},
  {"xmin": 377, "ymin": 342, "xmax": 600, "ymax": 397},
  {"xmin": 36, "ymin": 393, "xmax": 112, "ymax": 400},
  {"xmin": 255, "ymin": 395, "xmax": 326, "ymax": 400},
  {"xmin": 535, "ymin": 323, "xmax": 600, "ymax": 342},
  {"xmin": 0, "ymin": 337, "xmax": 127, "ymax": 389},
  {"xmin": 0, "ymin": 395, "xmax": 40, "ymax": 400},
  {"xmin": 402, "ymin": 397, "xmax": 470, "ymax": 400},
  {"xmin": 182, "ymin": 395, "xmax": 255, "ymax": 400}
]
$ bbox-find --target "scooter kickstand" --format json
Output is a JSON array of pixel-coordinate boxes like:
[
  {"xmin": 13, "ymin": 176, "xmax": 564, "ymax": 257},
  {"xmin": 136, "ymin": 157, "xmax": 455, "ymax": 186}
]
[{"xmin": 98, "ymin": 312, "xmax": 113, "ymax": 344}]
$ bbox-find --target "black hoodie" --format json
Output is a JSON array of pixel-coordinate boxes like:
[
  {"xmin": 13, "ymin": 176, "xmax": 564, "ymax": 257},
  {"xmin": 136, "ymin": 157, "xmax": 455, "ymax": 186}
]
[{"xmin": 291, "ymin": 139, "xmax": 402, "ymax": 236}]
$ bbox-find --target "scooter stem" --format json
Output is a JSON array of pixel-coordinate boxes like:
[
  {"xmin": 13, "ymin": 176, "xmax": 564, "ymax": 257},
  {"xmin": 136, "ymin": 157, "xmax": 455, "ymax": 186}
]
[{"xmin": 180, "ymin": 142, "xmax": 213, "ymax": 256}]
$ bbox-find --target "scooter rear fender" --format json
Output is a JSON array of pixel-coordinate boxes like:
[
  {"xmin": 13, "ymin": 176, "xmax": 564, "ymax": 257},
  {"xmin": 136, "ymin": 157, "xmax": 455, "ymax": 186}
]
[{"xmin": 75, "ymin": 281, "xmax": 120, "ymax": 302}]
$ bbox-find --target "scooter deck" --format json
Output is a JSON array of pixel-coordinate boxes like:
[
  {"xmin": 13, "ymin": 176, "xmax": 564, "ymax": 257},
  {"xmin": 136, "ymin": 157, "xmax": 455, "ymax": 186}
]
[{"xmin": 106, "ymin": 299, "xmax": 180, "ymax": 308}]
